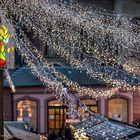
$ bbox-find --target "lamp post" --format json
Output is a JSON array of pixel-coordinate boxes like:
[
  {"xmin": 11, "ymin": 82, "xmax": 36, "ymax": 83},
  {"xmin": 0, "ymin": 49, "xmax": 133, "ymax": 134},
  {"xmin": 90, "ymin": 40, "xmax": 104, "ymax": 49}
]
[{"xmin": 0, "ymin": 69, "xmax": 4, "ymax": 140}]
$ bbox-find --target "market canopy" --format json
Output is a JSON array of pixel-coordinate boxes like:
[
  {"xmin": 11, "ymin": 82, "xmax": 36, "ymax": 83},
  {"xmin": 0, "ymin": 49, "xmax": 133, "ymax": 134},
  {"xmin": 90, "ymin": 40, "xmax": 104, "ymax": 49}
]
[{"xmin": 72, "ymin": 115, "xmax": 140, "ymax": 140}]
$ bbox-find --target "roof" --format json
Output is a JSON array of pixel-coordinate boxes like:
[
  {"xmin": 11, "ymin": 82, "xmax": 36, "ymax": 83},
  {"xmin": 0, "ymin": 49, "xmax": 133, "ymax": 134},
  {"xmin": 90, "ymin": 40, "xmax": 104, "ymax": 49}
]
[
  {"xmin": 4, "ymin": 67, "xmax": 43, "ymax": 87},
  {"xmin": 3, "ymin": 64, "xmax": 140, "ymax": 87},
  {"xmin": 4, "ymin": 126, "xmax": 39, "ymax": 140},
  {"xmin": 72, "ymin": 115, "xmax": 140, "ymax": 140},
  {"xmin": 4, "ymin": 66, "xmax": 105, "ymax": 87},
  {"xmin": 4, "ymin": 121, "xmax": 27, "ymax": 131}
]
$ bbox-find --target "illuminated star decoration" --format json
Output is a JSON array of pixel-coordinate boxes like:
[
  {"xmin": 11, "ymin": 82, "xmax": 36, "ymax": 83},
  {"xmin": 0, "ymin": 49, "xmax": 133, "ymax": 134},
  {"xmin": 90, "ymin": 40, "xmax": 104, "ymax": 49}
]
[{"xmin": 0, "ymin": 25, "xmax": 10, "ymax": 67}]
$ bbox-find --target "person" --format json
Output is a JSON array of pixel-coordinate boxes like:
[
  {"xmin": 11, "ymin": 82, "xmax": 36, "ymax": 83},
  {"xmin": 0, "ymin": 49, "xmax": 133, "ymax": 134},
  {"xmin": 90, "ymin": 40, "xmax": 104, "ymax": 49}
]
[
  {"xmin": 59, "ymin": 128, "xmax": 63, "ymax": 138},
  {"xmin": 65, "ymin": 125, "xmax": 73, "ymax": 140},
  {"xmin": 48, "ymin": 129, "xmax": 58, "ymax": 140}
]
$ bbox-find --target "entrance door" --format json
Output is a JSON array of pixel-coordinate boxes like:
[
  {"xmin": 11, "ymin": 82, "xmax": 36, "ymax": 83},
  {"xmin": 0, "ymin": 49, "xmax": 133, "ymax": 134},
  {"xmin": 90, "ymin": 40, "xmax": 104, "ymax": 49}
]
[{"xmin": 48, "ymin": 100, "xmax": 66, "ymax": 134}]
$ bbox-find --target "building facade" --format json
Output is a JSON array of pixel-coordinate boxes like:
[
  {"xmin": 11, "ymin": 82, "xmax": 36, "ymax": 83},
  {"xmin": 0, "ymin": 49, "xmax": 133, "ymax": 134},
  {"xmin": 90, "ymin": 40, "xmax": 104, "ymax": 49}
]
[{"xmin": 3, "ymin": 67, "xmax": 139, "ymax": 134}]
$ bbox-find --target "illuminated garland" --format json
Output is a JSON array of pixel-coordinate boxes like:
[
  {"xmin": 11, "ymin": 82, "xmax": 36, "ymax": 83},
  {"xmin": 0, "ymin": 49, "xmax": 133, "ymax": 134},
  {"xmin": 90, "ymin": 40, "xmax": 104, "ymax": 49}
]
[
  {"xmin": 1, "ymin": 2, "xmax": 140, "ymax": 139},
  {"xmin": 3, "ymin": 0, "xmax": 140, "ymax": 70},
  {"xmin": 6, "ymin": 13, "xmax": 140, "ymax": 99},
  {"xmin": 8, "ymin": 15, "xmax": 118, "ymax": 98},
  {"xmin": 1, "ymin": 1, "xmax": 140, "ymax": 124},
  {"xmin": 36, "ymin": 0, "xmax": 140, "ymax": 74},
  {"xmin": 26, "ymin": 1, "xmax": 140, "ymax": 57},
  {"xmin": 4, "ymin": 69, "xmax": 16, "ymax": 93},
  {"xmin": 1, "ymin": 12, "xmax": 79, "ymax": 118},
  {"xmin": 1, "ymin": 7, "xmax": 123, "ymax": 99},
  {"xmin": 1, "ymin": 1, "xmax": 140, "ymax": 96},
  {"xmin": 1, "ymin": 1, "xmax": 120, "ymax": 87},
  {"xmin": 4, "ymin": 0, "xmax": 140, "ymax": 85},
  {"xmin": 9, "ymin": 0, "xmax": 140, "ymax": 79}
]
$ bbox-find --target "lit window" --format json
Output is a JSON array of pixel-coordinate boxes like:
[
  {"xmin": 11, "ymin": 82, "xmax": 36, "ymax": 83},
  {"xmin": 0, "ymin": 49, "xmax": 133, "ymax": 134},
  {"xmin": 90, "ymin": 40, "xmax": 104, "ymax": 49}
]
[
  {"xmin": 78, "ymin": 99, "xmax": 98, "ymax": 116},
  {"xmin": 48, "ymin": 99, "xmax": 66, "ymax": 133},
  {"xmin": 17, "ymin": 100, "xmax": 37, "ymax": 132},
  {"xmin": 108, "ymin": 98, "xmax": 128, "ymax": 122}
]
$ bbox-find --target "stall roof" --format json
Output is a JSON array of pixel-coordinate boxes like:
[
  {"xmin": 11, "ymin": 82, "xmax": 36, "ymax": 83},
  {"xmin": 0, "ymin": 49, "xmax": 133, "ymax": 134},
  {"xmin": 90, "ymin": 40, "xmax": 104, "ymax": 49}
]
[
  {"xmin": 72, "ymin": 115, "xmax": 140, "ymax": 140},
  {"xmin": 4, "ymin": 126, "xmax": 39, "ymax": 140}
]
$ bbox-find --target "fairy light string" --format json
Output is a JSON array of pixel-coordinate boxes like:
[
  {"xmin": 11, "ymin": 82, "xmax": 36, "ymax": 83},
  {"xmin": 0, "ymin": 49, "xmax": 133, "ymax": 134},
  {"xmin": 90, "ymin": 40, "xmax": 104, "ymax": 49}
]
[
  {"xmin": 1, "ymin": 4, "xmax": 140, "ymax": 139},
  {"xmin": 4, "ymin": 69, "xmax": 16, "ymax": 93},
  {"xmin": 1, "ymin": 1, "xmax": 140, "ymax": 92},
  {"xmin": 3, "ymin": 0, "xmax": 140, "ymax": 71},
  {"xmin": 5, "ymin": 12, "xmax": 118, "ymax": 98},
  {"xmin": 4, "ymin": 0, "xmax": 140, "ymax": 88},
  {"xmin": 10, "ymin": 0, "xmax": 140, "ymax": 77}
]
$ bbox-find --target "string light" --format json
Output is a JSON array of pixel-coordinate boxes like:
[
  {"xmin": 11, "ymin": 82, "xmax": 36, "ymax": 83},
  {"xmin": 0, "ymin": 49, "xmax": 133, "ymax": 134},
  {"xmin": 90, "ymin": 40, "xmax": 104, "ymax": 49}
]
[
  {"xmin": 3, "ymin": 13, "xmax": 120, "ymax": 98},
  {"xmin": 18, "ymin": 1, "xmax": 140, "ymax": 77},
  {"xmin": 2, "ymin": 13, "xmax": 80, "ymax": 118},
  {"xmin": 2, "ymin": 1, "xmax": 140, "ymax": 94},
  {"xmin": 19, "ymin": 0, "xmax": 140, "ymax": 61},
  {"xmin": 39, "ymin": 134, "xmax": 47, "ymax": 140},
  {"xmin": 2, "ymin": 1, "xmax": 140, "ymax": 95},
  {"xmin": 4, "ymin": 69, "xmax": 16, "ymax": 93},
  {"xmin": 1, "ymin": 3, "xmax": 140, "ymax": 137},
  {"xmin": 72, "ymin": 114, "xmax": 136, "ymax": 139},
  {"xmin": 1, "ymin": 10, "xmax": 124, "ymax": 122},
  {"xmin": 4, "ymin": 1, "xmax": 140, "ymax": 88}
]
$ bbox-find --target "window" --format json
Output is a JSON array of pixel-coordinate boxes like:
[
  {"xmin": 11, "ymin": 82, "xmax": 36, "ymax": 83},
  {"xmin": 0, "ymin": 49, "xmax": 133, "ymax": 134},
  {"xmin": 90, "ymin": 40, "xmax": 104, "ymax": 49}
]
[
  {"xmin": 78, "ymin": 98, "xmax": 98, "ymax": 116},
  {"xmin": 16, "ymin": 100, "xmax": 37, "ymax": 132},
  {"xmin": 48, "ymin": 100, "xmax": 66, "ymax": 133},
  {"xmin": 108, "ymin": 98, "xmax": 128, "ymax": 122}
]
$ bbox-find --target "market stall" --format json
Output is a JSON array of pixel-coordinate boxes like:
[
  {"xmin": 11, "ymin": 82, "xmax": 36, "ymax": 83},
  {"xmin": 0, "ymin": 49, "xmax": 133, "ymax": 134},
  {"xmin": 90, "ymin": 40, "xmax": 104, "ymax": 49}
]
[{"xmin": 71, "ymin": 115, "xmax": 140, "ymax": 140}]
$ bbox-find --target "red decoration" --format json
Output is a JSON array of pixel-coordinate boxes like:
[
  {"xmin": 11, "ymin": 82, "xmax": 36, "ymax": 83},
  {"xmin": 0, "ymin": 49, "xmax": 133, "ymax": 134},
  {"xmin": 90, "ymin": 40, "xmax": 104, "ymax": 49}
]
[{"xmin": 0, "ymin": 59, "xmax": 5, "ymax": 66}]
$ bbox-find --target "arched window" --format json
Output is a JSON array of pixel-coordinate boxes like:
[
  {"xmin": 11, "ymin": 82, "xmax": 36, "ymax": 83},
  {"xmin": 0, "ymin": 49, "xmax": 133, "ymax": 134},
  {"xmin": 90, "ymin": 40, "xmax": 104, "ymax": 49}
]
[
  {"xmin": 16, "ymin": 100, "xmax": 37, "ymax": 132},
  {"xmin": 108, "ymin": 97, "xmax": 128, "ymax": 122},
  {"xmin": 48, "ymin": 99, "xmax": 66, "ymax": 133},
  {"xmin": 78, "ymin": 99, "xmax": 98, "ymax": 115}
]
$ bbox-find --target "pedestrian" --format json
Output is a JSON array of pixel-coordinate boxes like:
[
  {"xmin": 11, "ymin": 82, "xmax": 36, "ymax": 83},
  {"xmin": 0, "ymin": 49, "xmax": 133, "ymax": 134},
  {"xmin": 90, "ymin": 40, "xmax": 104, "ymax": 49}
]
[
  {"xmin": 65, "ymin": 125, "xmax": 73, "ymax": 140},
  {"xmin": 48, "ymin": 129, "xmax": 58, "ymax": 140}
]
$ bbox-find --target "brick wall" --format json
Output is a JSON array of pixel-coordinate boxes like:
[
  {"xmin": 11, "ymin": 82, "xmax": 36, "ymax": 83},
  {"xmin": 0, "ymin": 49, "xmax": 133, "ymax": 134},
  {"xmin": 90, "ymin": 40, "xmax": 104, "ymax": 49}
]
[
  {"xmin": 133, "ymin": 94, "xmax": 140, "ymax": 121},
  {"xmin": 4, "ymin": 90, "xmax": 13, "ymax": 121}
]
